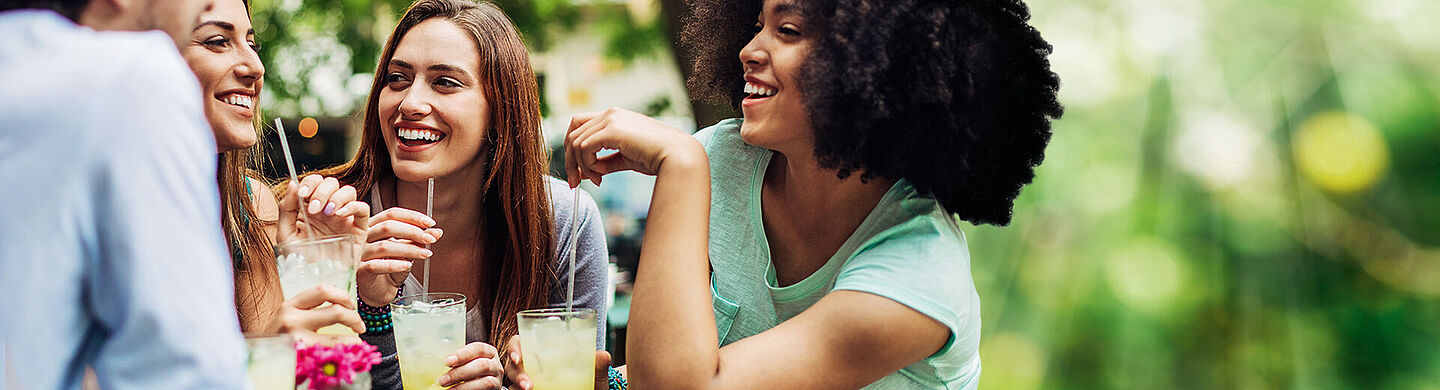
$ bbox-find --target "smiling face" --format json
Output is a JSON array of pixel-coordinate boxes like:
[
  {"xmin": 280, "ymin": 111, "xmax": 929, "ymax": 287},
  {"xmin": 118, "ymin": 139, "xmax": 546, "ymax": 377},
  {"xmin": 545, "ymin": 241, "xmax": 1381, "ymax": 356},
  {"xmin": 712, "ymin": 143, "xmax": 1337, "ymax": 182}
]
[
  {"xmin": 179, "ymin": 0, "xmax": 263, "ymax": 152},
  {"xmin": 377, "ymin": 18, "xmax": 490, "ymax": 183},
  {"xmin": 738, "ymin": 0, "xmax": 814, "ymax": 152}
]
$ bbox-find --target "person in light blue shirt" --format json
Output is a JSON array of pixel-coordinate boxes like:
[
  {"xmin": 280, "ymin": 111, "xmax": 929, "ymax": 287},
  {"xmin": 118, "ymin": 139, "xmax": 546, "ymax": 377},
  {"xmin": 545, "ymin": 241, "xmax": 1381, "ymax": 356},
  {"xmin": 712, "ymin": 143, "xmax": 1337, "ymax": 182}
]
[{"xmin": 0, "ymin": 1, "xmax": 248, "ymax": 388}]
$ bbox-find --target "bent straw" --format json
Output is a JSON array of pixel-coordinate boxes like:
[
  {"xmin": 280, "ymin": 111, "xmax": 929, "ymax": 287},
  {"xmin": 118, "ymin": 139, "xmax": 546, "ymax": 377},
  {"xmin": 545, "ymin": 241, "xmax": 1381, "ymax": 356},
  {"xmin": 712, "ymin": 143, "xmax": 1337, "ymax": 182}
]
[
  {"xmin": 423, "ymin": 177, "xmax": 434, "ymax": 296},
  {"xmin": 274, "ymin": 118, "xmax": 314, "ymax": 239}
]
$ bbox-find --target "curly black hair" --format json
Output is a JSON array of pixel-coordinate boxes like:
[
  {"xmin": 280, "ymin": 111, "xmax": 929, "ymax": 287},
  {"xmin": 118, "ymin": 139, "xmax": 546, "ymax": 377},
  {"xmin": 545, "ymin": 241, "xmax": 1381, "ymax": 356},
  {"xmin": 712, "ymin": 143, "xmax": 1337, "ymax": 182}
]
[{"xmin": 682, "ymin": 0, "xmax": 1062, "ymax": 226}]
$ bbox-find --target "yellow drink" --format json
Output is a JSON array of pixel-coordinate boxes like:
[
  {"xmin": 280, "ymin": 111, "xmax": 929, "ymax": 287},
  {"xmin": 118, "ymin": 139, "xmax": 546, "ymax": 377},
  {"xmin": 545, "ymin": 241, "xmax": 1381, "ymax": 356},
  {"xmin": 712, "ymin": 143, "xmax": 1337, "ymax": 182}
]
[
  {"xmin": 518, "ymin": 309, "xmax": 597, "ymax": 390},
  {"xmin": 245, "ymin": 334, "xmax": 296, "ymax": 390},
  {"xmin": 394, "ymin": 293, "xmax": 467, "ymax": 390}
]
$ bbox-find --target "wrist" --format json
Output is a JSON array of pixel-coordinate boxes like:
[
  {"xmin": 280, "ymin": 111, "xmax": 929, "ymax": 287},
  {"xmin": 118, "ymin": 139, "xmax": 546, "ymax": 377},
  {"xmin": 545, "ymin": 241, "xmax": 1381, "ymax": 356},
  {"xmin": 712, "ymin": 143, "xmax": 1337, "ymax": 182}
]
[{"xmin": 656, "ymin": 139, "xmax": 707, "ymax": 177}]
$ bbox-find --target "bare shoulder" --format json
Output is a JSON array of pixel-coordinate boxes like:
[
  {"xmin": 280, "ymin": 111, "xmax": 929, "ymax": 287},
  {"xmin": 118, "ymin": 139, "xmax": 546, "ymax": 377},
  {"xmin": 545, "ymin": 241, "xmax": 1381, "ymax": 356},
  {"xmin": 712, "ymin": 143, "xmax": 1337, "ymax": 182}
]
[{"xmin": 248, "ymin": 177, "xmax": 280, "ymax": 222}]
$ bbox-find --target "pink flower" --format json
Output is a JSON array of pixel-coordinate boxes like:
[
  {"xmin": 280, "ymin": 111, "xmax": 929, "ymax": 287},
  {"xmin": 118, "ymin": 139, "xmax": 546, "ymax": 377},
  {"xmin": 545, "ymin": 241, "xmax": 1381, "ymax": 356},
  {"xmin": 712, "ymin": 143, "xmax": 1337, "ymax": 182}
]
[{"xmin": 295, "ymin": 342, "xmax": 382, "ymax": 390}]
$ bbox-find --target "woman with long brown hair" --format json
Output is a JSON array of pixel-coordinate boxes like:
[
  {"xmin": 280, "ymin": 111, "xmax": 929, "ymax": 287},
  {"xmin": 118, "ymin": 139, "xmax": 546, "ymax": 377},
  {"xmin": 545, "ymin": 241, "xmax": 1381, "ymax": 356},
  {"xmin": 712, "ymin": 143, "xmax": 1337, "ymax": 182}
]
[
  {"xmin": 304, "ymin": 0, "xmax": 609, "ymax": 388},
  {"xmin": 180, "ymin": 0, "xmax": 374, "ymax": 340}
]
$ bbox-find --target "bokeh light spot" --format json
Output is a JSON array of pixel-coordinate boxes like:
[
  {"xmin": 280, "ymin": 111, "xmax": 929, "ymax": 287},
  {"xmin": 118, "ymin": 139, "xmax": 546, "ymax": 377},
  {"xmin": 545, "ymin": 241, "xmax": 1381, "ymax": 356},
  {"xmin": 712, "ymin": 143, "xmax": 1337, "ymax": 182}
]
[
  {"xmin": 979, "ymin": 332, "xmax": 1046, "ymax": 390},
  {"xmin": 1293, "ymin": 111, "xmax": 1390, "ymax": 194},
  {"xmin": 298, "ymin": 117, "xmax": 319, "ymax": 138},
  {"xmin": 1105, "ymin": 239, "xmax": 1188, "ymax": 315}
]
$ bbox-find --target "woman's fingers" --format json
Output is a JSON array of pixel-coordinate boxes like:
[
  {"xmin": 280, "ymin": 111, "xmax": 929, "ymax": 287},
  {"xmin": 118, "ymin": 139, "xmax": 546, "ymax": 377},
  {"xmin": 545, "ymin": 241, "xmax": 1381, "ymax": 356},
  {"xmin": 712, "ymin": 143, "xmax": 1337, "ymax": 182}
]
[
  {"xmin": 439, "ymin": 342, "xmax": 502, "ymax": 387},
  {"xmin": 371, "ymin": 208, "xmax": 437, "ymax": 231},
  {"xmin": 305, "ymin": 177, "xmax": 341, "ymax": 215},
  {"xmin": 286, "ymin": 285, "xmax": 356, "ymax": 310},
  {"xmin": 363, "ymin": 239, "xmax": 433, "ymax": 261},
  {"xmin": 502, "ymin": 335, "xmax": 531, "ymax": 389},
  {"xmin": 336, "ymin": 200, "xmax": 371, "ymax": 233},
  {"xmin": 321, "ymin": 185, "xmax": 358, "ymax": 216},
  {"xmin": 592, "ymin": 351, "xmax": 612, "ymax": 390},
  {"xmin": 368, "ymin": 219, "xmax": 436, "ymax": 244},
  {"xmin": 293, "ymin": 301, "xmax": 366, "ymax": 334},
  {"xmin": 359, "ymin": 258, "xmax": 413, "ymax": 275},
  {"xmin": 296, "ymin": 174, "xmax": 325, "ymax": 198}
]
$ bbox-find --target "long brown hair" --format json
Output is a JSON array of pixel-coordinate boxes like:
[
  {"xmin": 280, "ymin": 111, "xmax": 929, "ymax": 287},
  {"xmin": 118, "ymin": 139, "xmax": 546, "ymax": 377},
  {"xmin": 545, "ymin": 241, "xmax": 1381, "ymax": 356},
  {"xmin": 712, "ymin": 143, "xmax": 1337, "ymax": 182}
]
[
  {"xmin": 309, "ymin": 0, "xmax": 553, "ymax": 347},
  {"xmin": 222, "ymin": 0, "xmax": 282, "ymax": 333}
]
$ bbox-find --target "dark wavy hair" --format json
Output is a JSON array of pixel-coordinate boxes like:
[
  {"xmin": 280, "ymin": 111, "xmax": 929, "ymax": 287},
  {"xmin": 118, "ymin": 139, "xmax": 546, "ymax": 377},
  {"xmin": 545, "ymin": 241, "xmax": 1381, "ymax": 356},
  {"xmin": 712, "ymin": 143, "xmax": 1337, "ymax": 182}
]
[{"xmin": 683, "ymin": 0, "xmax": 1062, "ymax": 226}]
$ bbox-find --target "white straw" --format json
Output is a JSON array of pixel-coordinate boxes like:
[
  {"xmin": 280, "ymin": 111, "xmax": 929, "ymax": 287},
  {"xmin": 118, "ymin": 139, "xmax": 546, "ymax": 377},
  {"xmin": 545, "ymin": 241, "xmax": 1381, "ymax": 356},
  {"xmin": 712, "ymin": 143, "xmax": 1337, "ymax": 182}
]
[
  {"xmin": 273, "ymin": 118, "xmax": 314, "ymax": 239},
  {"xmin": 423, "ymin": 177, "xmax": 434, "ymax": 295},
  {"xmin": 566, "ymin": 186, "xmax": 581, "ymax": 313}
]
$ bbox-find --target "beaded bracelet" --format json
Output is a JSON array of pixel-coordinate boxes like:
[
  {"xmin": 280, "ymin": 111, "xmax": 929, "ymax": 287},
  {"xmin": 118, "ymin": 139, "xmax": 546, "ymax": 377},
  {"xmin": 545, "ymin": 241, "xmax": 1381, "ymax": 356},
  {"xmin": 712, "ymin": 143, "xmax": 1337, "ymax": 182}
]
[
  {"xmin": 607, "ymin": 366, "xmax": 627, "ymax": 390},
  {"xmin": 358, "ymin": 286, "xmax": 402, "ymax": 334}
]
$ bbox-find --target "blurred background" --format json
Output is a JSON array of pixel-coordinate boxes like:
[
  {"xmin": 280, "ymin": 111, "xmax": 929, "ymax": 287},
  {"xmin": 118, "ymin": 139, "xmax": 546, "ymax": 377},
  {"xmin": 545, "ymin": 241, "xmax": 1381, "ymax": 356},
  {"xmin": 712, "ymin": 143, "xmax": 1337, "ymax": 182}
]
[{"xmin": 248, "ymin": 0, "xmax": 1440, "ymax": 388}]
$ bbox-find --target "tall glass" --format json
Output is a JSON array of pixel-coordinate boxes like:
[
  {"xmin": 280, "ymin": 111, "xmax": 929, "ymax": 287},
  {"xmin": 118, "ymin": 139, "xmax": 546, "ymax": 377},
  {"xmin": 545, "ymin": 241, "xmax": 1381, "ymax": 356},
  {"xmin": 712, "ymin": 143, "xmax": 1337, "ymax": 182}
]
[
  {"xmin": 276, "ymin": 234, "xmax": 360, "ymax": 335},
  {"xmin": 393, "ymin": 293, "xmax": 467, "ymax": 390},
  {"xmin": 245, "ymin": 333, "xmax": 296, "ymax": 390},
  {"xmin": 517, "ymin": 308, "xmax": 597, "ymax": 390}
]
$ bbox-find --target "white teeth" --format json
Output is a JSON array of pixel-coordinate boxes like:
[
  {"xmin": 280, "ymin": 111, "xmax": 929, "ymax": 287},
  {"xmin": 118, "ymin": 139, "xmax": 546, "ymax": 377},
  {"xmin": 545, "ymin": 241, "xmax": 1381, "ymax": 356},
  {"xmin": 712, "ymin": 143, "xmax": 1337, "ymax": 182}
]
[
  {"xmin": 744, "ymin": 82, "xmax": 776, "ymax": 97},
  {"xmin": 398, "ymin": 128, "xmax": 442, "ymax": 142},
  {"xmin": 222, "ymin": 94, "xmax": 252, "ymax": 109}
]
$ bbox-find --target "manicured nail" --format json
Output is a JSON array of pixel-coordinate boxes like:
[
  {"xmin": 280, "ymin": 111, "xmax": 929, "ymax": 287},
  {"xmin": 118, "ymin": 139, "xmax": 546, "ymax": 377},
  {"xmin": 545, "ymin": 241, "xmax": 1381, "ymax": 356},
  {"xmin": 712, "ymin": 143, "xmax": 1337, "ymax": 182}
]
[
  {"xmin": 298, "ymin": 185, "xmax": 311, "ymax": 197},
  {"xmin": 438, "ymin": 374, "xmax": 451, "ymax": 385},
  {"xmin": 445, "ymin": 355, "xmax": 458, "ymax": 366},
  {"xmin": 323, "ymin": 202, "xmax": 337, "ymax": 215},
  {"xmin": 420, "ymin": 234, "xmax": 436, "ymax": 244},
  {"xmin": 423, "ymin": 249, "xmax": 434, "ymax": 258},
  {"xmin": 308, "ymin": 199, "xmax": 323, "ymax": 214},
  {"xmin": 422, "ymin": 215, "xmax": 437, "ymax": 226}
]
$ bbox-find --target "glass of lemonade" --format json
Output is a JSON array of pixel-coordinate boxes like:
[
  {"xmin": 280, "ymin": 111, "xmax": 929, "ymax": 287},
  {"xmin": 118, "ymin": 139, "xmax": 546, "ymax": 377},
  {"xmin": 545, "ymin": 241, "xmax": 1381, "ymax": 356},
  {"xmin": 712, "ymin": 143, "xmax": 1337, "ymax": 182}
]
[
  {"xmin": 245, "ymin": 333, "xmax": 296, "ymax": 390},
  {"xmin": 276, "ymin": 234, "xmax": 361, "ymax": 335},
  {"xmin": 393, "ymin": 292, "xmax": 467, "ymax": 390},
  {"xmin": 518, "ymin": 308, "xmax": 597, "ymax": 390}
]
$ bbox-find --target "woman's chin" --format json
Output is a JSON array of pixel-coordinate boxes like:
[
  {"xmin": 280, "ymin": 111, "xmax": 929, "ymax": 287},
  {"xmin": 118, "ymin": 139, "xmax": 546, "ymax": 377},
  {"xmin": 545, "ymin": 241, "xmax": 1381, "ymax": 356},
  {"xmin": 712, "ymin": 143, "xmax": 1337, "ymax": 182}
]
[
  {"xmin": 216, "ymin": 132, "xmax": 259, "ymax": 153},
  {"xmin": 391, "ymin": 161, "xmax": 442, "ymax": 183}
]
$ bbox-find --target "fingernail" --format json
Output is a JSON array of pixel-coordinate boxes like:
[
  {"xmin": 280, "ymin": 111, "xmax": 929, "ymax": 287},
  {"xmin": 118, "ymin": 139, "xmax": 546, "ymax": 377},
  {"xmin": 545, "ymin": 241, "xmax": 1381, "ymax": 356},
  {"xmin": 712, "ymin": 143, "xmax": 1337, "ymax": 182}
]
[
  {"xmin": 308, "ymin": 199, "xmax": 323, "ymax": 214},
  {"xmin": 298, "ymin": 185, "xmax": 311, "ymax": 197},
  {"xmin": 423, "ymin": 215, "xmax": 437, "ymax": 226},
  {"xmin": 421, "ymin": 234, "xmax": 437, "ymax": 244},
  {"xmin": 445, "ymin": 355, "xmax": 457, "ymax": 366},
  {"xmin": 520, "ymin": 379, "xmax": 530, "ymax": 389},
  {"xmin": 438, "ymin": 374, "xmax": 450, "ymax": 385},
  {"xmin": 423, "ymin": 250, "xmax": 434, "ymax": 258},
  {"xmin": 323, "ymin": 202, "xmax": 337, "ymax": 215}
]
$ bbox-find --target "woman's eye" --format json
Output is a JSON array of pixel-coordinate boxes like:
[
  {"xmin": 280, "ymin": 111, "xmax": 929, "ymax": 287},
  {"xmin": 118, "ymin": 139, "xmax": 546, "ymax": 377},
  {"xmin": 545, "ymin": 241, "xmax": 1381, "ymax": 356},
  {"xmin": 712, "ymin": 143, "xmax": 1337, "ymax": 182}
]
[
  {"xmin": 435, "ymin": 77, "xmax": 461, "ymax": 89},
  {"xmin": 385, "ymin": 73, "xmax": 411, "ymax": 88},
  {"xmin": 249, "ymin": 41, "xmax": 262, "ymax": 53},
  {"xmin": 203, "ymin": 37, "xmax": 229, "ymax": 47},
  {"xmin": 778, "ymin": 25, "xmax": 801, "ymax": 36}
]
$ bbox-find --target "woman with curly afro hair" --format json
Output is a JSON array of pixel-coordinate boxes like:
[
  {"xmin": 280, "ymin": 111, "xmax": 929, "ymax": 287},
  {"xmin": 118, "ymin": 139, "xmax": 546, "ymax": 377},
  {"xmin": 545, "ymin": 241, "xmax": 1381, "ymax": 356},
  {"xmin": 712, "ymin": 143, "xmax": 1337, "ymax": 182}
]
[{"xmin": 501, "ymin": 0, "xmax": 1060, "ymax": 388}]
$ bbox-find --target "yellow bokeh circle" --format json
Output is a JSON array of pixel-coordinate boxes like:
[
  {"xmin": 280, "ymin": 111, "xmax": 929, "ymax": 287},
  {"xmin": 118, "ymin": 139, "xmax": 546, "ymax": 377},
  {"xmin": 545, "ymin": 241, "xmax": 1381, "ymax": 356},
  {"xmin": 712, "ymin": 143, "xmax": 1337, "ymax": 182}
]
[{"xmin": 1292, "ymin": 111, "xmax": 1390, "ymax": 194}]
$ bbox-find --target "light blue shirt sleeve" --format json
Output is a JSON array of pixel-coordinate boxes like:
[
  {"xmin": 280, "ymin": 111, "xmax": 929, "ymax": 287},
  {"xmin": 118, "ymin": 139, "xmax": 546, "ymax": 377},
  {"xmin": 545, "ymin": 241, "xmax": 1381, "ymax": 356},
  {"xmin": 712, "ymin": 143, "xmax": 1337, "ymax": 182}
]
[{"xmin": 81, "ymin": 31, "xmax": 248, "ymax": 390}]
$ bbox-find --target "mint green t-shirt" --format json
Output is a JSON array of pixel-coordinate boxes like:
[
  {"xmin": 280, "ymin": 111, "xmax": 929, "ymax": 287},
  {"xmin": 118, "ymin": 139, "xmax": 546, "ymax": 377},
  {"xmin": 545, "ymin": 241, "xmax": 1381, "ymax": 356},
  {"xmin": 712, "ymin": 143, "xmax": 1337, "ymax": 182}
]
[{"xmin": 696, "ymin": 119, "xmax": 982, "ymax": 390}]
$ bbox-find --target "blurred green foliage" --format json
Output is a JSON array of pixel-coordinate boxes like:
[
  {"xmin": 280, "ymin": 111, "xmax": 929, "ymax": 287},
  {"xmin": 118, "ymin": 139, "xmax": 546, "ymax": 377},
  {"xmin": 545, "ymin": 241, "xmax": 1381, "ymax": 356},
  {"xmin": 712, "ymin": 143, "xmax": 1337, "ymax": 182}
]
[
  {"xmin": 250, "ymin": 0, "xmax": 665, "ymax": 118},
  {"xmin": 967, "ymin": 0, "xmax": 1440, "ymax": 388}
]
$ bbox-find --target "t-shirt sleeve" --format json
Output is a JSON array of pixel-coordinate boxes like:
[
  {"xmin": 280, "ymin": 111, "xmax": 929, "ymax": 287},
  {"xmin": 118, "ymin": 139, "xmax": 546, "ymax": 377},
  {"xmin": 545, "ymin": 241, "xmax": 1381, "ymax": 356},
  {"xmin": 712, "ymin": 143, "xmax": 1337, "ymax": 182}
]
[
  {"xmin": 86, "ymin": 35, "xmax": 247, "ymax": 390},
  {"xmin": 831, "ymin": 217, "xmax": 980, "ymax": 359}
]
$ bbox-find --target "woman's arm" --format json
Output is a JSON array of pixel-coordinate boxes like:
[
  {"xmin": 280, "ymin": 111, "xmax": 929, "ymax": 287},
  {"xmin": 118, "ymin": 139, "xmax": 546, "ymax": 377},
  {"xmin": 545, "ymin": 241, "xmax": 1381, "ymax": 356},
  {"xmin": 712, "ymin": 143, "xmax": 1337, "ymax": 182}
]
[{"xmin": 563, "ymin": 108, "xmax": 952, "ymax": 390}]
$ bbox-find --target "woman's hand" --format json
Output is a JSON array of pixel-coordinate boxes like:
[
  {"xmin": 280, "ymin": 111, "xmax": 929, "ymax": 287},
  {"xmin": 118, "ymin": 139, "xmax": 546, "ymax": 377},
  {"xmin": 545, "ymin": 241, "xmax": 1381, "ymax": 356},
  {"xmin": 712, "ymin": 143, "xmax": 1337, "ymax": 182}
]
[
  {"xmin": 358, "ymin": 207, "xmax": 441, "ymax": 306},
  {"xmin": 564, "ymin": 107, "xmax": 705, "ymax": 186},
  {"xmin": 434, "ymin": 342, "xmax": 504, "ymax": 389},
  {"xmin": 278, "ymin": 175, "xmax": 370, "ymax": 242},
  {"xmin": 500, "ymin": 335, "xmax": 613, "ymax": 390},
  {"xmin": 266, "ymin": 284, "xmax": 366, "ymax": 345}
]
